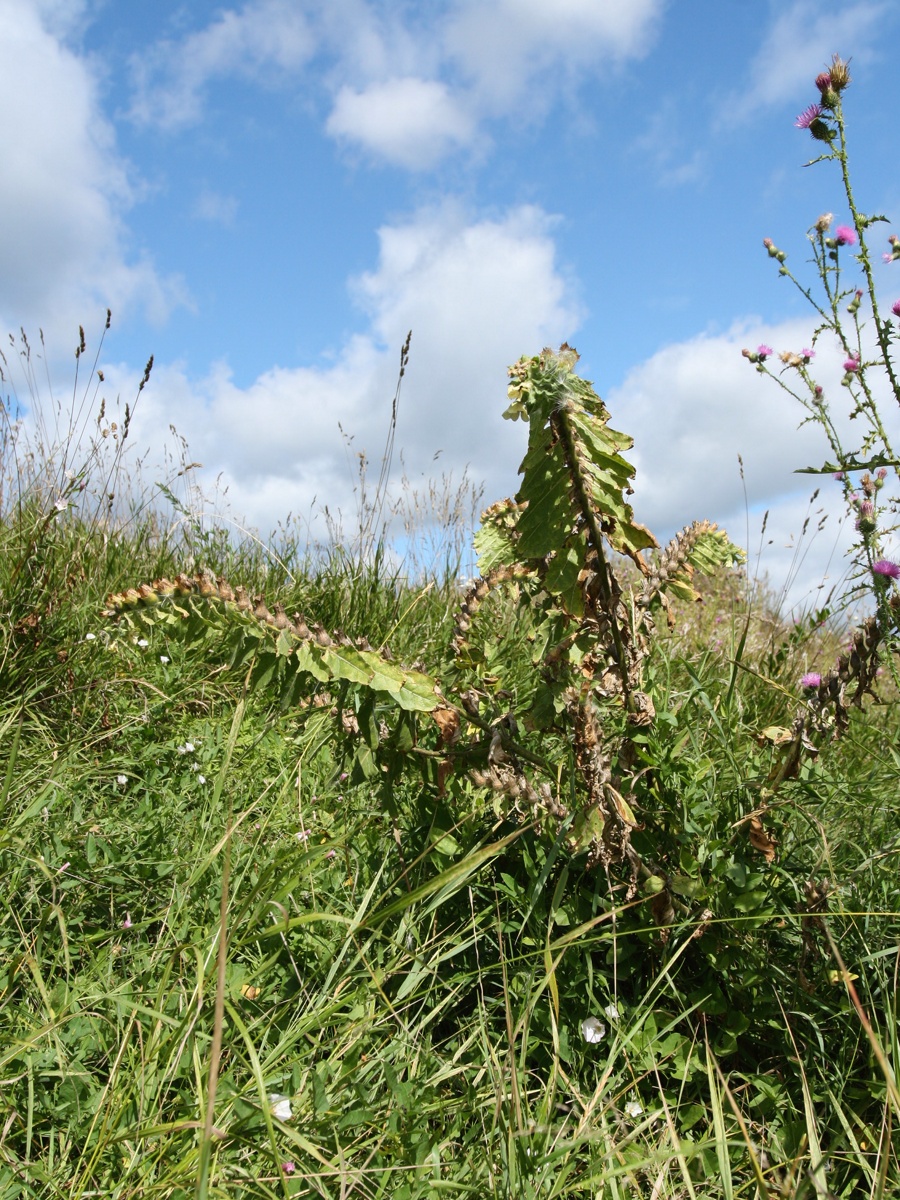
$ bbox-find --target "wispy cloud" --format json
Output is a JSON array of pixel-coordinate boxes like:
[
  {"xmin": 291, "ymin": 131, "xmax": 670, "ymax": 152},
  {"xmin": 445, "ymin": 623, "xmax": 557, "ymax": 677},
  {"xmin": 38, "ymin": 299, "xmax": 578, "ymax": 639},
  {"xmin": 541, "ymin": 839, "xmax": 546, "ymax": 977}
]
[
  {"xmin": 632, "ymin": 99, "xmax": 709, "ymax": 188},
  {"xmin": 736, "ymin": 0, "xmax": 887, "ymax": 112},
  {"xmin": 128, "ymin": 0, "xmax": 315, "ymax": 131},
  {"xmin": 192, "ymin": 189, "xmax": 239, "ymax": 227},
  {"xmin": 128, "ymin": 0, "xmax": 666, "ymax": 168}
]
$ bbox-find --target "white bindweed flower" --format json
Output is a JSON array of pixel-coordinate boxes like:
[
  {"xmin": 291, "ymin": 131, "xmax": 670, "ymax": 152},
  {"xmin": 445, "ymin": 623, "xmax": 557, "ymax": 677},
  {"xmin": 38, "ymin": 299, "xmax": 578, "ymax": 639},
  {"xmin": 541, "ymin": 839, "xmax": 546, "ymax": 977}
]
[
  {"xmin": 136, "ymin": 638, "xmax": 148, "ymax": 648},
  {"xmin": 267, "ymin": 1093, "xmax": 293, "ymax": 1121},
  {"xmin": 198, "ymin": 775, "xmax": 206, "ymax": 784},
  {"xmin": 160, "ymin": 655, "xmax": 169, "ymax": 664},
  {"xmin": 116, "ymin": 774, "xmax": 128, "ymax": 786},
  {"xmin": 625, "ymin": 1099, "xmax": 643, "ymax": 1119},
  {"xmin": 581, "ymin": 1017, "xmax": 606, "ymax": 1044},
  {"xmin": 85, "ymin": 632, "xmax": 96, "ymax": 641},
  {"xmin": 177, "ymin": 742, "xmax": 195, "ymax": 754},
  {"xmin": 604, "ymin": 1003, "xmax": 620, "ymax": 1023}
]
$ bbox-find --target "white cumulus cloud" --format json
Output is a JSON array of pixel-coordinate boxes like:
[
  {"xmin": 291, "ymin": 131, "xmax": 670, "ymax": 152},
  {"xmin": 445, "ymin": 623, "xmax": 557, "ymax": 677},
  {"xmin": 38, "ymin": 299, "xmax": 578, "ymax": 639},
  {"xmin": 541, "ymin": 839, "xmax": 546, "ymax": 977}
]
[
  {"xmin": 609, "ymin": 317, "xmax": 900, "ymax": 612},
  {"xmin": 0, "ymin": 1, "xmax": 185, "ymax": 347},
  {"xmin": 326, "ymin": 78, "xmax": 476, "ymax": 170},
  {"xmin": 121, "ymin": 202, "xmax": 581, "ymax": 539}
]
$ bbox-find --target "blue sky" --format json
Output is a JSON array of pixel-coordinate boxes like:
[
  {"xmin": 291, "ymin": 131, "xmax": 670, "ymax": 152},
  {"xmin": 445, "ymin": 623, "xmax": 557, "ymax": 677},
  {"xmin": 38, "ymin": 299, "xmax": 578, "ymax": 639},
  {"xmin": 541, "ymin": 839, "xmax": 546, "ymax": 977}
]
[{"xmin": 3, "ymin": 0, "xmax": 900, "ymax": 606}]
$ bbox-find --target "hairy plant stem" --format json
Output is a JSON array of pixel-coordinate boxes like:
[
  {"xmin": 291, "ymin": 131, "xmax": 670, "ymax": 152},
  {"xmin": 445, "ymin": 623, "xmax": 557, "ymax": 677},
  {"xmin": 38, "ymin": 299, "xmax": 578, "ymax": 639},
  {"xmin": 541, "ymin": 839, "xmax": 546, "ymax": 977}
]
[{"xmin": 551, "ymin": 402, "xmax": 634, "ymax": 712}]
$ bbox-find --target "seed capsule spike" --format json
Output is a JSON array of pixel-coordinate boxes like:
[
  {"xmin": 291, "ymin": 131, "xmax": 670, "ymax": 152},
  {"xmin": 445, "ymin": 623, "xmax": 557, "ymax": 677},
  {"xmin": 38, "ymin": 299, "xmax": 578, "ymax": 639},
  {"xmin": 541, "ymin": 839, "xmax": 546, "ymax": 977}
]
[
  {"xmin": 292, "ymin": 614, "xmax": 312, "ymax": 639},
  {"xmin": 253, "ymin": 597, "xmax": 273, "ymax": 623},
  {"xmin": 272, "ymin": 602, "xmax": 291, "ymax": 630}
]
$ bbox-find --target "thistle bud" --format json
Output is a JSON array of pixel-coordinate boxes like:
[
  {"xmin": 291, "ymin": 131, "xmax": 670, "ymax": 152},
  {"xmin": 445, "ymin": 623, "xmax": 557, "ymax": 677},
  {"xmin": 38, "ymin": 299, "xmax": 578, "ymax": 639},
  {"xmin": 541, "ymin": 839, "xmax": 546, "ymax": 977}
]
[
  {"xmin": 763, "ymin": 237, "xmax": 785, "ymax": 261},
  {"xmin": 809, "ymin": 117, "xmax": 833, "ymax": 142}
]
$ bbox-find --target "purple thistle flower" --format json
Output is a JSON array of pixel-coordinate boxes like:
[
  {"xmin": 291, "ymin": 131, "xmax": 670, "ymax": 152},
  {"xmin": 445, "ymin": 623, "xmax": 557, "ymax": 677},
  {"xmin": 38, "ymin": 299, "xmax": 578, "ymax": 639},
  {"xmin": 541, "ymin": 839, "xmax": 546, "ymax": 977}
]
[
  {"xmin": 801, "ymin": 672, "xmax": 822, "ymax": 689},
  {"xmin": 843, "ymin": 357, "xmax": 860, "ymax": 373},
  {"xmin": 800, "ymin": 348, "xmax": 815, "ymax": 360},
  {"xmin": 892, "ymin": 300, "xmax": 900, "ymax": 318},
  {"xmin": 833, "ymin": 471, "xmax": 844, "ymax": 480},
  {"xmin": 835, "ymin": 225, "xmax": 857, "ymax": 246},
  {"xmin": 884, "ymin": 253, "xmax": 895, "ymax": 264},
  {"xmin": 872, "ymin": 559, "xmax": 900, "ymax": 580},
  {"xmin": 795, "ymin": 103, "xmax": 823, "ymax": 129},
  {"xmin": 757, "ymin": 344, "xmax": 773, "ymax": 360}
]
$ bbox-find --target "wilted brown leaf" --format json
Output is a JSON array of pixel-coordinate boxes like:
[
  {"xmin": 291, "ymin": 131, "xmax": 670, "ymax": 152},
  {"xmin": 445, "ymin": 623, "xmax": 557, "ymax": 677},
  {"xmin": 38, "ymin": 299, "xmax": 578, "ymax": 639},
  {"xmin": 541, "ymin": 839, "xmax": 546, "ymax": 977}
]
[{"xmin": 748, "ymin": 815, "xmax": 777, "ymax": 862}]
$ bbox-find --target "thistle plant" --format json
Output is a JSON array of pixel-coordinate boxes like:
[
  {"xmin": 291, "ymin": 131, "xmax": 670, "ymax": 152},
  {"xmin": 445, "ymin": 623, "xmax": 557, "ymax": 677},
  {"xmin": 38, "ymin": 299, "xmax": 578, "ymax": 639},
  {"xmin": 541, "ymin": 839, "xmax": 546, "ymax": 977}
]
[{"xmin": 745, "ymin": 54, "xmax": 900, "ymax": 646}]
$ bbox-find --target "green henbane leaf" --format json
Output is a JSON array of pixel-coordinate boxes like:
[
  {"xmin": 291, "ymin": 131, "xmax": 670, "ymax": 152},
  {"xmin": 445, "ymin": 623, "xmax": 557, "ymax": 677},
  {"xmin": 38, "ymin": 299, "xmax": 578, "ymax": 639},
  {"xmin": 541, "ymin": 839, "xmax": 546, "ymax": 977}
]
[{"xmin": 502, "ymin": 347, "xmax": 657, "ymax": 567}]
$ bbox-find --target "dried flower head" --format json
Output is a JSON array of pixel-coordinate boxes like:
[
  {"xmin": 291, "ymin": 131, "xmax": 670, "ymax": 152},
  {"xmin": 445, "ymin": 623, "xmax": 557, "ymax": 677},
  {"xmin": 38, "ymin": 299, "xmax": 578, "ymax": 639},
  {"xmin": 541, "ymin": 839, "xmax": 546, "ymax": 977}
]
[
  {"xmin": 815, "ymin": 213, "xmax": 833, "ymax": 232},
  {"xmin": 827, "ymin": 54, "xmax": 852, "ymax": 91}
]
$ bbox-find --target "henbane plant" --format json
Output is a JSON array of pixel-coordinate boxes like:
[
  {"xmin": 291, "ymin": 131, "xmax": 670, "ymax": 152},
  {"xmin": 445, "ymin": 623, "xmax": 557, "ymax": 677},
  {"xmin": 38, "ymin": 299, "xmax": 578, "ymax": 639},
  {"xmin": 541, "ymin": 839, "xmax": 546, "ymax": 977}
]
[{"xmin": 104, "ymin": 346, "xmax": 743, "ymax": 897}]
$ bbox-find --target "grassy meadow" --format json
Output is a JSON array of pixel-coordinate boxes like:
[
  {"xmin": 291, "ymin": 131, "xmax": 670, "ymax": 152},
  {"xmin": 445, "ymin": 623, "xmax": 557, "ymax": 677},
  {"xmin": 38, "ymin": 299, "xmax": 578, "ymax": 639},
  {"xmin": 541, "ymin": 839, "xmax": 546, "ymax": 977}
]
[{"xmin": 0, "ymin": 338, "xmax": 899, "ymax": 1200}]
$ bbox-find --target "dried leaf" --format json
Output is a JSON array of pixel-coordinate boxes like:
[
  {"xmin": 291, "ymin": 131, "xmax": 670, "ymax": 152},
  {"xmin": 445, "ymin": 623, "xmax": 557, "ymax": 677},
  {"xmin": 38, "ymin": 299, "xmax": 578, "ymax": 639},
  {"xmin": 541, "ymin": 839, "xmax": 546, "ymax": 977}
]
[
  {"xmin": 433, "ymin": 706, "xmax": 461, "ymax": 745},
  {"xmin": 748, "ymin": 815, "xmax": 777, "ymax": 862}
]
